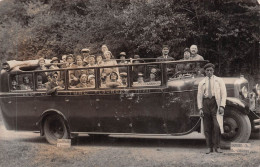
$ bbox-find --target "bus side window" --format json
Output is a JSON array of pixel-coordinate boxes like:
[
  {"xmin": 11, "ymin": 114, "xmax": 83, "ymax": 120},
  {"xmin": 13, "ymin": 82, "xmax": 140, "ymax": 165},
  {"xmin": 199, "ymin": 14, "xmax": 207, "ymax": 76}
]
[{"xmin": 10, "ymin": 74, "xmax": 33, "ymax": 91}]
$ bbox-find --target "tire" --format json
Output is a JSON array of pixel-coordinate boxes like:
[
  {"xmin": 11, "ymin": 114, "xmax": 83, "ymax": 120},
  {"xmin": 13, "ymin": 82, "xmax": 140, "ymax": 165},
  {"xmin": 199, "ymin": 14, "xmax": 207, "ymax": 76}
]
[
  {"xmin": 43, "ymin": 114, "xmax": 69, "ymax": 145},
  {"xmin": 220, "ymin": 108, "xmax": 251, "ymax": 148}
]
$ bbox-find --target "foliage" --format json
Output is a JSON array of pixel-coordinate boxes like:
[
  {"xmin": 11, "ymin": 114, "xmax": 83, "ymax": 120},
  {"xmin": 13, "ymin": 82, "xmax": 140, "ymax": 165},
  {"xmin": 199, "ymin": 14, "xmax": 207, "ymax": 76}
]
[{"xmin": 0, "ymin": 0, "xmax": 259, "ymax": 77}]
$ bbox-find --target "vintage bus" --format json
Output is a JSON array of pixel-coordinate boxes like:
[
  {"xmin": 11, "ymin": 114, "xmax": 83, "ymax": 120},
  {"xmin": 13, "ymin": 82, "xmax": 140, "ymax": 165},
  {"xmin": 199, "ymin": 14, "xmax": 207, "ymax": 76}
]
[{"xmin": 0, "ymin": 59, "xmax": 259, "ymax": 147}]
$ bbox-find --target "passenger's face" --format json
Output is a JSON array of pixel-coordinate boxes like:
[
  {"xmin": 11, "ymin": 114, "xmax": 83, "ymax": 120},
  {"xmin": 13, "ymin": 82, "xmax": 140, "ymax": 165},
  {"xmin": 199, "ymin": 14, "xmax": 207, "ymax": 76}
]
[
  {"xmin": 162, "ymin": 48, "xmax": 169, "ymax": 55},
  {"xmin": 12, "ymin": 80, "xmax": 17, "ymax": 86},
  {"xmin": 82, "ymin": 52, "xmax": 89, "ymax": 58},
  {"xmin": 97, "ymin": 56, "xmax": 102, "ymax": 62},
  {"xmin": 102, "ymin": 46, "xmax": 108, "ymax": 53},
  {"xmin": 190, "ymin": 46, "xmax": 198, "ymax": 54},
  {"xmin": 76, "ymin": 59, "xmax": 83, "ymax": 66},
  {"xmin": 89, "ymin": 78, "xmax": 95, "ymax": 84},
  {"xmin": 39, "ymin": 60, "xmax": 45, "ymax": 67},
  {"xmin": 184, "ymin": 51, "xmax": 190, "ymax": 60},
  {"xmin": 89, "ymin": 57, "xmax": 95, "ymax": 65},
  {"xmin": 47, "ymin": 76, "xmax": 52, "ymax": 82},
  {"xmin": 62, "ymin": 56, "xmax": 66, "ymax": 62},
  {"xmin": 104, "ymin": 52, "xmax": 111, "ymax": 60},
  {"xmin": 120, "ymin": 56, "xmax": 125, "ymax": 60},
  {"xmin": 205, "ymin": 67, "xmax": 214, "ymax": 78},
  {"xmin": 122, "ymin": 77, "xmax": 127, "ymax": 83},
  {"xmin": 111, "ymin": 73, "xmax": 117, "ymax": 80},
  {"xmin": 24, "ymin": 77, "xmax": 29, "ymax": 84},
  {"xmin": 80, "ymin": 75, "xmax": 87, "ymax": 83},
  {"xmin": 67, "ymin": 57, "xmax": 74, "ymax": 63},
  {"xmin": 52, "ymin": 74, "xmax": 58, "ymax": 82}
]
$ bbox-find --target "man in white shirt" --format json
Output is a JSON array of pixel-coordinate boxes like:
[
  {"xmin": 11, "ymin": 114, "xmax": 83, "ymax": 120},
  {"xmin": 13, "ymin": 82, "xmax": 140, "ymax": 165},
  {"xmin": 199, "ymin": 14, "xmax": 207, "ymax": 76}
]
[{"xmin": 197, "ymin": 63, "xmax": 227, "ymax": 154}]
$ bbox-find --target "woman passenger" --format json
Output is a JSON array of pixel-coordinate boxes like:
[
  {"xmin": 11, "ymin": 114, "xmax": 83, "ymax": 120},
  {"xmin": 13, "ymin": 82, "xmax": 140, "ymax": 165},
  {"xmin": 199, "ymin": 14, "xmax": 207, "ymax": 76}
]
[
  {"xmin": 102, "ymin": 51, "xmax": 119, "ymax": 76},
  {"xmin": 36, "ymin": 58, "xmax": 48, "ymax": 83}
]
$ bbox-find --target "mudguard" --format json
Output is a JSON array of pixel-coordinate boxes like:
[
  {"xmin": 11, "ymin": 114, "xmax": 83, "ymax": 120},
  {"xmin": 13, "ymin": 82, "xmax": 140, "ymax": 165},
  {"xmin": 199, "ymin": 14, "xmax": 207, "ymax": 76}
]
[
  {"xmin": 226, "ymin": 97, "xmax": 250, "ymax": 115},
  {"xmin": 36, "ymin": 109, "xmax": 71, "ymax": 137}
]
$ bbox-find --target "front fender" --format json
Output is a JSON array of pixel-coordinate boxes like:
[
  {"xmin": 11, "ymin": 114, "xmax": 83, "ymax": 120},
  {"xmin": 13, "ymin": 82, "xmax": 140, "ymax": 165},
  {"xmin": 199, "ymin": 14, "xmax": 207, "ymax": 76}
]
[
  {"xmin": 36, "ymin": 109, "xmax": 71, "ymax": 137},
  {"xmin": 226, "ymin": 97, "xmax": 249, "ymax": 115}
]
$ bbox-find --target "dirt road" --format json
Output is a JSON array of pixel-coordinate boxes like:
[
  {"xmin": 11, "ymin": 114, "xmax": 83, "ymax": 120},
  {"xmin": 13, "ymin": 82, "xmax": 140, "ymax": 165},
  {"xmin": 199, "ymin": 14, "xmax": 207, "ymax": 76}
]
[{"xmin": 0, "ymin": 113, "xmax": 259, "ymax": 167}]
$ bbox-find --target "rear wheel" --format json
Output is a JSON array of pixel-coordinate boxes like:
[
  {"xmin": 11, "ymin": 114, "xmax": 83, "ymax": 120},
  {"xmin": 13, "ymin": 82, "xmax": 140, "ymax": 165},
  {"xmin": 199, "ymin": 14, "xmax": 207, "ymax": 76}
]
[
  {"xmin": 220, "ymin": 108, "xmax": 251, "ymax": 148},
  {"xmin": 43, "ymin": 114, "xmax": 69, "ymax": 145}
]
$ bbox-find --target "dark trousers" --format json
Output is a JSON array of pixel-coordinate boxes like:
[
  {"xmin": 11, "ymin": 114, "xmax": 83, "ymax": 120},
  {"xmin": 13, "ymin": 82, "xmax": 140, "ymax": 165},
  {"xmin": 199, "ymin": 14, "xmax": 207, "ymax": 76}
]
[{"xmin": 203, "ymin": 97, "xmax": 220, "ymax": 148}]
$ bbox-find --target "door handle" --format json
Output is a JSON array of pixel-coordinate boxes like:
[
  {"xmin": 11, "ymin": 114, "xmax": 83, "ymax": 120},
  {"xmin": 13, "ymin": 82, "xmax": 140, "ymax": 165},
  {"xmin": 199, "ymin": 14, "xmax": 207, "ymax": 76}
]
[
  {"xmin": 65, "ymin": 99, "xmax": 69, "ymax": 102},
  {"xmin": 8, "ymin": 101, "xmax": 12, "ymax": 104}
]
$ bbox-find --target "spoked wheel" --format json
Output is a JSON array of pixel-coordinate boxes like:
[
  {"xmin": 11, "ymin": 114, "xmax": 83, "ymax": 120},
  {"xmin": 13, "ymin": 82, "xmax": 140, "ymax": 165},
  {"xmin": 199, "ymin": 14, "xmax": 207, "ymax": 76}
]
[
  {"xmin": 220, "ymin": 108, "xmax": 251, "ymax": 148},
  {"xmin": 43, "ymin": 115, "xmax": 69, "ymax": 145}
]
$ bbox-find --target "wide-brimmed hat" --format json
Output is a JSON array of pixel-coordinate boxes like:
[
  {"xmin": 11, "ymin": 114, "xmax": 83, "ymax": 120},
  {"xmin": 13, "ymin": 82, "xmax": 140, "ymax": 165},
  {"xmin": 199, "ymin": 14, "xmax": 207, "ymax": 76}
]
[
  {"xmin": 51, "ymin": 57, "xmax": 60, "ymax": 63},
  {"xmin": 81, "ymin": 48, "xmax": 90, "ymax": 53}
]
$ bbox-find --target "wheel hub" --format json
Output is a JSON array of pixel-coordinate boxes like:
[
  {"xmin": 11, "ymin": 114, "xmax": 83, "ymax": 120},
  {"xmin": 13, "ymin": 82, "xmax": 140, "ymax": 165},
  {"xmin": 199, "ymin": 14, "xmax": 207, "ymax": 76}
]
[{"xmin": 222, "ymin": 117, "xmax": 239, "ymax": 140}]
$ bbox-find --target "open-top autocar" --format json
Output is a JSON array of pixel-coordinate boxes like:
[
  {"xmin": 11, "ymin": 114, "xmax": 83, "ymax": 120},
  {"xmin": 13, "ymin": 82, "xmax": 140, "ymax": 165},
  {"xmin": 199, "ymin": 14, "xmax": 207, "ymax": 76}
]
[{"xmin": 0, "ymin": 59, "xmax": 259, "ymax": 147}]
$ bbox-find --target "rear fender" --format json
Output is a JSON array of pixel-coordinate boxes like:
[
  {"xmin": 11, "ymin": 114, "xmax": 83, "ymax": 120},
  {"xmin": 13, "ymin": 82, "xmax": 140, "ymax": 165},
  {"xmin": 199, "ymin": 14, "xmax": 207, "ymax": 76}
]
[
  {"xmin": 36, "ymin": 109, "xmax": 71, "ymax": 137},
  {"xmin": 226, "ymin": 97, "xmax": 249, "ymax": 115}
]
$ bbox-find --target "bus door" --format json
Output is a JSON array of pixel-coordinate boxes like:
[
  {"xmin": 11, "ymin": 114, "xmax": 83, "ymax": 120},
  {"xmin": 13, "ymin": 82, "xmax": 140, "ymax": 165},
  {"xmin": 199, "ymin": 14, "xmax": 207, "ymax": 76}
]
[
  {"xmin": 129, "ymin": 64, "xmax": 167, "ymax": 134},
  {"xmin": 95, "ymin": 67, "xmax": 132, "ymax": 133},
  {"xmin": 8, "ymin": 73, "xmax": 37, "ymax": 131}
]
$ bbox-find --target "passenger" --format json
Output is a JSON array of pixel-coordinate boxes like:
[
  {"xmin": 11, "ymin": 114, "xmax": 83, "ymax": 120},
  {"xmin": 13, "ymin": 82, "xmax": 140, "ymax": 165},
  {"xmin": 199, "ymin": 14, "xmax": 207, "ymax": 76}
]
[
  {"xmin": 36, "ymin": 58, "xmax": 48, "ymax": 83},
  {"xmin": 106, "ymin": 72, "xmax": 121, "ymax": 88},
  {"xmin": 87, "ymin": 55, "xmax": 96, "ymax": 75},
  {"xmin": 176, "ymin": 48, "xmax": 192, "ymax": 73},
  {"xmin": 49, "ymin": 57, "xmax": 60, "ymax": 70},
  {"xmin": 119, "ymin": 72, "xmax": 128, "ymax": 86},
  {"xmin": 61, "ymin": 54, "xmax": 76, "ymax": 68},
  {"xmin": 81, "ymin": 48, "xmax": 90, "ymax": 65},
  {"xmin": 46, "ymin": 72, "xmax": 65, "ymax": 95},
  {"xmin": 61, "ymin": 55, "xmax": 67, "ymax": 63},
  {"xmin": 190, "ymin": 45, "xmax": 204, "ymax": 60},
  {"xmin": 87, "ymin": 74, "xmax": 95, "ymax": 88},
  {"xmin": 132, "ymin": 58, "xmax": 144, "ymax": 82},
  {"xmin": 37, "ymin": 75, "xmax": 45, "ymax": 89},
  {"xmin": 96, "ymin": 55, "xmax": 104, "ymax": 66},
  {"xmin": 137, "ymin": 73, "xmax": 144, "ymax": 84},
  {"xmin": 102, "ymin": 51, "xmax": 119, "ymax": 76},
  {"xmin": 20, "ymin": 76, "xmax": 33, "ymax": 90},
  {"xmin": 156, "ymin": 45, "xmax": 174, "ymax": 62},
  {"xmin": 145, "ymin": 68, "xmax": 157, "ymax": 82},
  {"xmin": 118, "ymin": 52, "xmax": 128, "ymax": 73},
  {"xmin": 11, "ymin": 79, "xmax": 18, "ymax": 90},
  {"xmin": 74, "ymin": 55, "xmax": 86, "ymax": 79},
  {"xmin": 101, "ymin": 44, "xmax": 109, "ymax": 54},
  {"xmin": 100, "ymin": 72, "xmax": 107, "ymax": 87},
  {"xmin": 76, "ymin": 74, "xmax": 88, "ymax": 88}
]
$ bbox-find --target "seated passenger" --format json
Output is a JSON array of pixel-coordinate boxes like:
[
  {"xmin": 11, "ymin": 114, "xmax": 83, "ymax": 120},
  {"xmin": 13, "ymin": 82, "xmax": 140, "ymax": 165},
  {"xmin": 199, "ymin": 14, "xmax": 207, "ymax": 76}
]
[
  {"xmin": 74, "ymin": 55, "xmax": 87, "ymax": 79},
  {"xmin": 106, "ymin": 72, "xmax": 121, "ymax": 88},
  {"xmin": 69, "ymin": 73, "xmax": 79, "ymax": 86},
  {"xmin": 81, "ymin": 48, "xmax": 90, "ymax": 65},
  {"xmin": 156, "ymin": 45, "xmax": 174, "ymax": 62},
  {"xmin": 46, "ymin": 72, "xmax": 65, "ymax": 95},
  {"xmin": 87, "ymin": 75, "xmax": 95, "ymax": 88},
  {"xmin": 20, "ymin": 76, "xmax": 33, "ymax": 90},
  {"xmin": 11, "ymin": 79, "xmax": 18, "ymax": 90},
  {"xmin": 76, "ymin": 74, "xmax": 88, "ymax": 88},
  {"xmin": 137, "ymin": 73, "xmax": 144, "ymax": 84},
  {"xmin": 36, "ymin": 58, "xmax": 48, "ymax": 83},
  {"xmin": 87, "ymin": 55, "xmax": 96, "ymax": 75},
  {"xmin": 37, "ymin": 75, "xmax": 45, "ymax": 89},
  {"xmin": 96, "ymin": 55, "xmax": 104, "ymax": 66},
  {"xmin": 119, "ymin": 72, "xmax": 127, "ymax": 86},
  {"xmin": 145, "ymin": 68, "xmax": 157, "ymax": 82},
  {"xmin": 49, "ymin": 57, "xmax": 60, "ymax": 70},
  {"xmin": 118, "ymin": 52, "xmax": 128, "ymax": 73},
  {"xmin": 176, "ymin": 48, "xmax": 192, "ymax": 73},
  {"xmin": 102, "ymin": 51, "xmax": 119, "ymax": 76}
]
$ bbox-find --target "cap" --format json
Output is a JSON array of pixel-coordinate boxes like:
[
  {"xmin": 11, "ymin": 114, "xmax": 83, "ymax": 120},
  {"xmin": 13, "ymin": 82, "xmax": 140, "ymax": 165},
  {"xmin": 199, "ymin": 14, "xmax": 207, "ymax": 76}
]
[
  {"xmin": 120, "ymin": 72, "xmax": 127, "ymax": 77},
  {"xmin": 81, "ymin": 48, "xmax": 90, "ymax": 53},
  {"xmin": 66, "ymin": 54, "xmax": 74, "ymax": 60},
  {"xmin": 51, "ymin": 57, "xmax": 60, "ymax": 63},
  {"xmin": 120, "ymin": 52, "xmax": 126, "ymax": 56},
  {"xmin": 184, "ymin": 48, "xmax": 191, "ymax": 53},
  {"xmin": 138, "ymin": 73, "xmax": 144, "ymax": 77},
  {"xmin": 38, "ymin": 57, "xmax": 45, "ymax": 62},
  {"xmin": 204, "ymin": 63, "xmax": 215, "ymax": 70},
  {"xmin": 88, "ymin": 75, "xmax": 95, "ymax": 80},
  {"xmin": 163, "ymin": 45, "xmax": 169, "ymax": 50},
  {"xmin": 89, "ymin": 55, "xmax": 95, "ymax": 59},
  {"xmin": 150, "ymin": 68, "xmax": 157, "ymax": 74}
]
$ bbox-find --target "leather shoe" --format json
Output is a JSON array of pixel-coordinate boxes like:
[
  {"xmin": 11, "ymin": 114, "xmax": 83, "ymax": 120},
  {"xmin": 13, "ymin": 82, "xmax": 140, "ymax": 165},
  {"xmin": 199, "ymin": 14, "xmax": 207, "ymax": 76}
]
[
  {"xmin": 214, "ymin": 148, "xmax": 223, "ymax": 153},
  {"xmin": 206, "ymin": 148, "xmax": 213, "ymax": 154}
]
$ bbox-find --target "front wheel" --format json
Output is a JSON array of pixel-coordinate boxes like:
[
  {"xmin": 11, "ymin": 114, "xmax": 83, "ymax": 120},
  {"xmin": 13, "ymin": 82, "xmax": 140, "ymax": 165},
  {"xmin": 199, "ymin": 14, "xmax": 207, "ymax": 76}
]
[
  {"xmin": 43, "ymin": 114, "xmax": 69, "ymax": 145},
  {"xmin": 220, "ymin": 108, "xmax": 251, "ymax": 148}
]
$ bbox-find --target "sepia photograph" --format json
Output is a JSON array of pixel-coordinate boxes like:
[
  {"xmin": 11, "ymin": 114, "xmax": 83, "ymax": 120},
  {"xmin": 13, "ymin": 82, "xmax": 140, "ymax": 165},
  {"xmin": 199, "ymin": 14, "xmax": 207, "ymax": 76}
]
[{"xmin": 0, "ymin": 0, "xmax": 259, "ymax": 166}]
